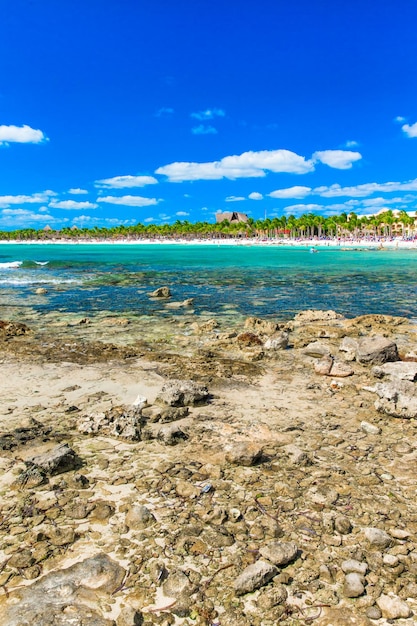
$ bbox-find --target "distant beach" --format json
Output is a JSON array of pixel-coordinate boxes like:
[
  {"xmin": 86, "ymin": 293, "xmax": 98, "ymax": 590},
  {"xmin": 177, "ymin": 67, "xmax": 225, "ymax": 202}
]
[{"xmin": 1, "ymin": 235, "xmax": 417, "ymax": 248}]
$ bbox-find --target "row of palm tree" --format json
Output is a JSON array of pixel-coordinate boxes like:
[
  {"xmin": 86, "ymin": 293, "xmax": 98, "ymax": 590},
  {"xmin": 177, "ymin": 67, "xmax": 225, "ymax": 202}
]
[{"xmin": 0, "ymin": 210, "xmax": 416, "ymax": 241}]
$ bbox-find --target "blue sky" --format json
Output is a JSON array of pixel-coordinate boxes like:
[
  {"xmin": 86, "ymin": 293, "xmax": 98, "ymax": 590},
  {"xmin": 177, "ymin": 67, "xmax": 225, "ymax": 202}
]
[{"xmin": 1, "ymin": 0, "xmax": 417, "ymax": 230}]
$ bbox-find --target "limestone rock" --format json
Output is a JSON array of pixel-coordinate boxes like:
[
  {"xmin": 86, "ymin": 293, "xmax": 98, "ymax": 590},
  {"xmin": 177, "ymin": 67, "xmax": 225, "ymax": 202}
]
[
  {"xmin": 356, "ymin": 336, "xmax": 399, "ymax": 365},
  {"xmin": 155, "ymin": 379, "xmax": 209, "ymax": 407},
  {"xmin": 303, "ymin": 341, "xmax": 332, "ymax": 357},
  {"xmin": 149, "ymin": 286, "xmax": 171, "ymax": 298},
  {"xmin": 376, "ymin": 594, "xmax": 412, "ymax": 619},
  {"xmin": 234, "ymin": 560, "xmax": 278, "ymax": 596},
  {"xmin": 364, "ymin": 527, "xmax": 392, "ymax": 549},
  {"xmin": 27, "ymin": 443, "xmax": 80, "ymax": 475},
  {"xmin": 373, "ymin": 361, "xmax": 417, "ymax": 381},
  {"xmin": 343, "ymin": 572, "xmax": 365, "ymax": 598},
  {"xmin": 244, "ymin": 317, "xmax": 280, "ymax": 335},
  {"xmin": 259, "ymin": 541, "xmax": 298, "ymax": 566},
  {"xmin": 294, "ymin": 310, "xmax": 343, "ymax": 324},
  {"xmin": 125, "ymin": 505, "xmax": 156, "ymax": 529},
  {"xmin": 0, "ymin": 554, "xmax": 125, "ymax": 626},
  {"xmin": 264, "ymin": 333, "xmax": 289, "ymax": 350},
  {"xmin": 368, "ymin": 378, "xmax": 417, "ymax": 419},
  {"xmin": 225, "ymin": 442, "xmax": 263, "ymax": 466}
]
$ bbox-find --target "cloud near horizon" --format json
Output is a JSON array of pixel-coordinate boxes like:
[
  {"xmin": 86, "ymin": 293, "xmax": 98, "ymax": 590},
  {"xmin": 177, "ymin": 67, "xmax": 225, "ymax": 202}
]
[
  {"xmin": 156, "ymin": 148, "xmax": 362, "ymax": 182},
  {"xmin": 269, "ymin": 177, "xmax": 417, "ymax": 200},
  {"xmin": 0, "ymin": 124, "xmax": 48, "ymax": 146},
  {"xmin": 95, "ymin": 175, "xmax": 158, "ymax": 188},
  {"xmin": 49, "ymin": 200, "xmax": 98, "ymax": 210},
  {"xmin": 97, "ymin": 195, "xmax": 159, "ymax": 207}
]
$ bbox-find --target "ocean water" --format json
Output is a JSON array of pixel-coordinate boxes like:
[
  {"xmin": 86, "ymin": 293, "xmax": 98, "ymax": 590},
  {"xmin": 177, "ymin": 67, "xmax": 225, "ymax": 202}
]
[{"xmin": 1, "ymin": 243, "xmax": 417, "ymax": 322}]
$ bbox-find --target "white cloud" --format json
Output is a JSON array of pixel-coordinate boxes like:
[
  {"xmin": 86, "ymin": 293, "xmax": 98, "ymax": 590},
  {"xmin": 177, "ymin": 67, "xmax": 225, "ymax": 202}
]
[
  {"xmin": 248, "ymin": 192, "xmax": 263, "ymax": 200},
  {"xmin": 176, "ymin": 211, "xmax": 189, "ymax": 216},
  {"xmin": 144, "ymin": 217, "xmax": 155, "ymax": 223},
  {"xmin": 226, "ymin": 196, "xmax": 245, "ymax": 202},
  {"xmin": 155, "ymin": 107, "xmax": 174, "ymax": 117},
  {"xmin": 402, "ymin": 122, "xmax": 417, "ymax": 138},
  {"xmin": 191, "ymin": 125, "xmax": 218, "ymax": 135},
  {"xmin": 0, "ymin": 208, "xmax": 63, "ymax": 228},
  {"xmin": 269, "ymin": 186, "xmax": 312, "ymax": 199},
  {"xmin": 72, "ymin": 215, "xmax": 135, "ymax": 226},
  {"xmin": 191, "ymin": 108, "xmax": 225, "ymax": 120},
  {"xmin": 0, "ymin": 124, "xmax": 48, "ymax": 146},
  {"xmin": 97, "ymin": 195, "xmax": 159, "ymax": 207},
  {"xmin": 68, "ymin": 188, "xmax": 88, "ymax": 195},
  {"xmin": 0, "ymin": 191, "xmax": 56, "ymax": 208},
  {"xmin": 314, "ymin": 178, "xmax": 417, "ymax": 198},
  {"xmin": 313, "ymin": 149, "xmax": 362, "ymax": 169},
  {"xmin": 283, "ymin": 203, "xmax": 324, "ymax": 214},
  {"xmin": 156, "ymin": 149, "xmax": 314, "ymax": 182},
  {"xmin": 49, "ymin": 200, "xmax": 98, "ymax": 210},
  {"xmin": 95, "ymin": 175, "xmax": 158, "ymax": 188},
  {"xmin": 395, "ymin": 116, "xmax": 406, "ymax": 123},
  {"xmin": 345, "ymin": 140, "xmax": 359, "ymax": 148}
]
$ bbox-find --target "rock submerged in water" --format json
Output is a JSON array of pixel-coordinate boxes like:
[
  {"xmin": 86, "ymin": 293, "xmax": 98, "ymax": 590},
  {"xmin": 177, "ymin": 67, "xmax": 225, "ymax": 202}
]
[{"xmin": 149, "ymin": 286, "xmax": 172, "ymax": 298}]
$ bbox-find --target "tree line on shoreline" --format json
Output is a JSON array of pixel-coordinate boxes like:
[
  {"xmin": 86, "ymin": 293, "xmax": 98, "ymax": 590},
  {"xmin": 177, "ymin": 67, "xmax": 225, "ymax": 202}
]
[{"xmin": 1, "ymin": 210, "xmax": 416, "ymax": 241}]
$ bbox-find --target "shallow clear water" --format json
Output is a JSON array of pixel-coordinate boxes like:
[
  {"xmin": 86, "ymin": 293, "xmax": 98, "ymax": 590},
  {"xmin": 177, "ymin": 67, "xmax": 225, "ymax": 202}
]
[{"xmin": 1, "ymin": 243, "xmax": 417, "ymax": 321}]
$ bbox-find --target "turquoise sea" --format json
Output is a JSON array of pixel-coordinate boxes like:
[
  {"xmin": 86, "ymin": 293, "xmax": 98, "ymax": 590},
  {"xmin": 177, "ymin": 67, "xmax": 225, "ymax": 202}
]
[{"xmin": 1, "ymin": 243, "xmax": 417, "ymax": 322}]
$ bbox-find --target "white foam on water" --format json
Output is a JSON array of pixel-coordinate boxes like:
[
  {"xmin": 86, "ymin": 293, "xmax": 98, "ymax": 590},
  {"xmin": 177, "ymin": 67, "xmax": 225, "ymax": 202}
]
[{"xmin": 0, "ymin": 261, "xmax": 23, "ymax": 269}]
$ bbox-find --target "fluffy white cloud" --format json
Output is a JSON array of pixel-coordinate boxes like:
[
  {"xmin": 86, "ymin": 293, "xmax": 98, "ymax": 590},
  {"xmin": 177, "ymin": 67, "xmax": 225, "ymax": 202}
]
[
  {"xmin": 191, "ymin": 108, "xmax": 225, "ymax": 120},
  {"xmin": 269, "ymin": 186, "xmax": 312, "ymax": 199},
  {"xmin": 72, "ymin": 215, "xmax": 135, "ymax": 226},
  {"xmin": 283, "ymin": 203, "xmax": 324, "ymax": 214},
  {"xmin": 49, "ymin": 200, "xmax": 98, "ymax": 210},
  {"xmin": 314, "ymin": 178, "xmax": 417, "ymax": 197},
  {"xmin": 402, "ymin": 122, "xmax": 417, "ymax": 138},
  {"xmin": 97, "ymin": 195, "xmax": 159, "ymax": 207},
  {"xmin": 95, "ymin": 175, "xmax": 158, "ymax": 188},
  {"xmin": 176, "ymin": 211, "xmax": 189, "ymax": 216},
  {"xmin": 226, "ymin": 196, "xmax": 245, "ymax": 202},
  {"xmin": 313, "ymin": 149, "xmax": 362, "ymax": 169},
  {"xmin": 0, "ymin": 124, "xmax": 47, "ymax": 145},
  {"xmin": 0, "ymin": 191, "xmax": 56, "ymax": 208},
  {"xmin": 191, "ymin": 125, "xmax": 218, "ymax": 135},
  {"xmin": 68, "ymin": 188, "xmax": 88, "ymax": 195},
  {"xmin": 248, "ymin": 192, "xmax": 263, "ymax": 200},
  {"xmin": 156, "ymin": 149, "xmax": 314, "ymax": 182},
  {"xmin": 0, "ymin": 208, "xmax": 63, "ymax": 227}
]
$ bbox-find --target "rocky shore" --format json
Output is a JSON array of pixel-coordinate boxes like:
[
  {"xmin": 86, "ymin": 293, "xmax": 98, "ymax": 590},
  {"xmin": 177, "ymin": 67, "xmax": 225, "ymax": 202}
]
[{"xmin": 1, "ymin": 306, "xmax": 417, "ymax": 625}]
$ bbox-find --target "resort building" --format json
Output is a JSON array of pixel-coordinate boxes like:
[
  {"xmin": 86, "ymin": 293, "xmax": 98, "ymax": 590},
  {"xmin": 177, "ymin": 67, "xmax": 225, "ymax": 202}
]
[{"xmin": 215, "ymin": 211, "xmax": 249, "ymax": 224}]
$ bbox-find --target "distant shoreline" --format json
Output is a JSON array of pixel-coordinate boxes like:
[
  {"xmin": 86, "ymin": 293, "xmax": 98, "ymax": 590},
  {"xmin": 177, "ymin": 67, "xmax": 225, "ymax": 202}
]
[{"xmin": 1, "ymin": 236, "xmax": 417, "ymax": 249}]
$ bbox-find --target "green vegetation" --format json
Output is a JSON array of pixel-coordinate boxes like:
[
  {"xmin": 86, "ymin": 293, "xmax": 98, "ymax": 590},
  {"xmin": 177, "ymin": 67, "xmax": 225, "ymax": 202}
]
[{"xmin": 0, "ymin": 210, "xmax": 415, "ymax": 241}]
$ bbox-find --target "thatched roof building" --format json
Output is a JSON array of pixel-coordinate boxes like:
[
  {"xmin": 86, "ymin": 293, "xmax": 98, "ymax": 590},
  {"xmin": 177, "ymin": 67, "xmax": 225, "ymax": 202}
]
[{"xmin": 215, "ymin": 211, "xmax": 249, "ymax": 224}]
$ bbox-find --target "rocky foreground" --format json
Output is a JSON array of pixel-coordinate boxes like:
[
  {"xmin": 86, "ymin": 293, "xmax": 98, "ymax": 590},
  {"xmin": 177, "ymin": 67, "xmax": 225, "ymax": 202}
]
[{"xmin": 1, "ymin": 309, "xmax": 417, "ymax": 625}]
